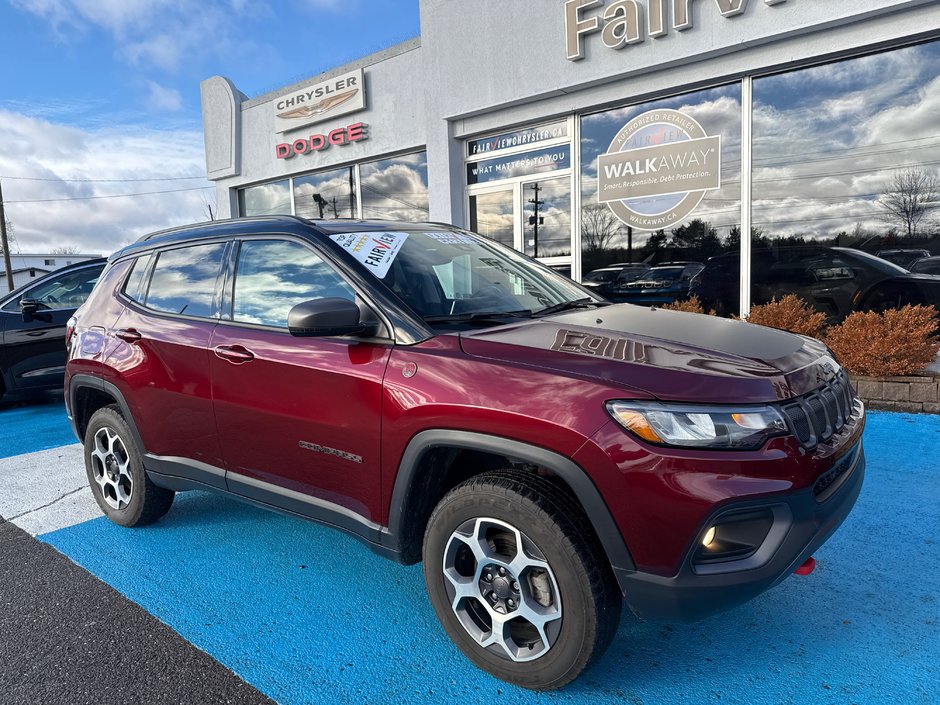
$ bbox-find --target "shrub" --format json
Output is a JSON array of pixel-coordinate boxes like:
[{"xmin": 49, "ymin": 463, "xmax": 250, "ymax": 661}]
[
  {"xmin": 745, "ymin": 294, "xmax": 827, "ymax": 339},
  {"xmin": 660, "ymin": 295, "xmax": 715, "ymax": 315},
  {"xmin": 825, "ymin": 305, "xmax": 940, "ymax": 376}
]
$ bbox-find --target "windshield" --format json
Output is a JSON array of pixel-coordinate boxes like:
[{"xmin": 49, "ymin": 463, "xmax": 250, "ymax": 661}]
[
  {"xmin": 641, "ymin": 267, "xmax": 684, "ymax": 282},
  {"xmin": 328, "ymin": 229, "xmax": 594, "ymax": 319}
]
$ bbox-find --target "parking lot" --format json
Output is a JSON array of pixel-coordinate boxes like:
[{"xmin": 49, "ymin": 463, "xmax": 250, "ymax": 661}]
[{"xmin": 1, "ymin": 398, "xmax": 938, "ymax": 705}]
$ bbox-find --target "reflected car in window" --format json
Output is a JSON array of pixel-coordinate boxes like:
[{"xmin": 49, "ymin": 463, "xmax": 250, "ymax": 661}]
[
  {"xmin": 582, "ymin": 263, "xmax": 650, "ymax": 298},
  {"xmin": 875, "ymin": 249, "xmax": 931, "ymax": 270},
  {"xmin": 0, "ymin": 258, "xmax": 107, "ymax": 401},
  {"xmin": 909, "ymin": 256, "xmax": 940, "ymax": 276},
  {"xmin": 614, "ymin": 262, "xmax": 703, "ymax": 305},
  {"xmin": 690, "ymin": 247, "xmax": 934, "ymax": 322}
]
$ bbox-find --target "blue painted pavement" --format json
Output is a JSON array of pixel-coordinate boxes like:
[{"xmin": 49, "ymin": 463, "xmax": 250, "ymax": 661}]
[
  {"xmin": 0, "ymin": 397, "xmax": 77, "ymax": 459},
  {"xmin": 14, "ymin": 408, "xmax": 940, "ymax": 704}
]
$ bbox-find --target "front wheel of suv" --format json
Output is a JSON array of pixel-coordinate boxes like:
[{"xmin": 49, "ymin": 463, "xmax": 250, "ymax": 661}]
[
  {"xmin": 84, "ymin": 405, "xmax": 174, "ymax": 527},
  {"xmin": 423, "ymin": 471, "xmax": 621, "ymax": 690}
]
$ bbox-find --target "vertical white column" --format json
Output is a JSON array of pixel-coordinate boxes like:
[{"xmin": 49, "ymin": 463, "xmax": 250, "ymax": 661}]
[
  {"xmin": 740, "ymin": 76, "xmax": 753, "ymax": 319},
  {"xmin": 571, "ymin": 114, "xmax": 582, "ymax": 282}
]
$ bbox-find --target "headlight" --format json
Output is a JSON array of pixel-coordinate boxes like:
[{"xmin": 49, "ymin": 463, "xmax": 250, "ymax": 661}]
[{"xmin": 607, "ymin": 401, "xmax": 789, "ymax": 450}]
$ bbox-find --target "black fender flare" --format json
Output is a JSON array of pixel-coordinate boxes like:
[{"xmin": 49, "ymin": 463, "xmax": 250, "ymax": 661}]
[
  {"xmin": 384, "ymin": 429, "xmax": 635, "ymax": 573},
  {"xmin": 67, "ymin": 374, "xmax": 147, "ymax": 452}
]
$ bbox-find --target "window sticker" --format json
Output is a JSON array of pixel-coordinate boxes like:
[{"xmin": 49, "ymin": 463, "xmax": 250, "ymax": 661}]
[
  {"xmin": 330, "ymin": 231, "xmax": 409, "ymax": 279},
  {"xmin": 424, "ymin": 232, "xmax": 476, "ymax": 246}
]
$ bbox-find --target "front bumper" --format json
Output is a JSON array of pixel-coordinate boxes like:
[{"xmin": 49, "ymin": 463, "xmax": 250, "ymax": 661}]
[{"xmin": 616, "ymin": 438, "xmax": 865, "ymax": 622}]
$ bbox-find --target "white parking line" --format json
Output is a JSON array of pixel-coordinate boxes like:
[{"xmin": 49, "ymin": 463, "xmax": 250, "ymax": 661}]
[{"xmin": 0, "ymin": 444, "xmax": 100, "ymax": 535}]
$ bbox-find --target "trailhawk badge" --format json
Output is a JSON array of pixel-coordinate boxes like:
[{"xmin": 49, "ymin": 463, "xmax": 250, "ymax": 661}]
[{"xmin": 597, "ymin": 109, "xmax": 721, "ymax": 231}]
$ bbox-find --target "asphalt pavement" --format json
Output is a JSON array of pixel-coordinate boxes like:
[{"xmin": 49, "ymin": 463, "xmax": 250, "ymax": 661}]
[{"xmin": 0, "ymin": 396, "xmax": 938, "ymax": 704}]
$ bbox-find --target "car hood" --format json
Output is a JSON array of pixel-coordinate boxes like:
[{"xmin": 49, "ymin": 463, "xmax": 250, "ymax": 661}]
[{"xmin": 458, "ymin": 305, "xmax": 838, "ymax": 403}]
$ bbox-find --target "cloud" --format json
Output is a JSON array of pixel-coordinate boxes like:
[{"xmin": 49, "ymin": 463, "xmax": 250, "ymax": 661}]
[
  {"xmin": 0, "ymin": 109, "xmax": 213, "ymax": 255},
  {"xmin": 10, "ymin": 0, "xmax": 271, "ymax": 76},
  {"xmin": 145, "ymin": 81, "xmax": 183, "ymax": 111}
]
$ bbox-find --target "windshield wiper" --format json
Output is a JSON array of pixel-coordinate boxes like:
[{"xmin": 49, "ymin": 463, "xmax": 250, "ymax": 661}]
[
  {"xmin": 532, "ymin": 298, "xmax": 609, "ymax": 317},
  {"xmin": 423, "ymin": 309, "xmax": 533, "ymax": 324}
]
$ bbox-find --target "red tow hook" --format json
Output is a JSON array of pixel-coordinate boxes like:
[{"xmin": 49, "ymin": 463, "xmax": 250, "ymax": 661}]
[{"xmin": 794, "ymin": 556, "xmax": 817, "ymax": 576}]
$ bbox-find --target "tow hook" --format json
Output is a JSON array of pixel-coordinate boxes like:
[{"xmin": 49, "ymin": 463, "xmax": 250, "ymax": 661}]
[{"xmin": 794, "ymin": 556, "xmax": 816, "ymax": 576}]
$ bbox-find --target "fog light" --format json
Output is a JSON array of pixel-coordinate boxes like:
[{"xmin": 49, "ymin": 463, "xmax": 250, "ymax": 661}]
[{"xmin": 702, "ymin": 526, "xmax": 716, "ymax": 547}]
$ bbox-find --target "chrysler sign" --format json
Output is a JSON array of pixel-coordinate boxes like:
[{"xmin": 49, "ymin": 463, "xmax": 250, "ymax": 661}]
[
  {"xmin": 274, "ymin": 68, "xmax": 365, "ymax": 133},
  {"xmin": 598, "ymin": 109, "xmax": 720, "ymax": 230}
]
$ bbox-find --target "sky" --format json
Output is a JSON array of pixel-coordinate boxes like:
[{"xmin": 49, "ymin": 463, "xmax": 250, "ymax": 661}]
[{"xmin": 0, "ymin": 0, "xmax": 420, "ymax": 256}]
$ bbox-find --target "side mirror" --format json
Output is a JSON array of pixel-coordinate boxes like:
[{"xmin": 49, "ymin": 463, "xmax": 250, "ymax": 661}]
[
  {"xmin": 287, "ymin": 297, "xmax": 375, "ymax": 338},
  {"xmin": 20, "ymin": 298, "xmax": 51, "ymax": 323}
]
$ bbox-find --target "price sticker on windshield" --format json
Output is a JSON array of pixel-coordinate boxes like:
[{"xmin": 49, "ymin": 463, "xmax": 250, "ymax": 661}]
[{"xmin": 330, "ymin": 231, "xmax": 409, "ymax": 279}]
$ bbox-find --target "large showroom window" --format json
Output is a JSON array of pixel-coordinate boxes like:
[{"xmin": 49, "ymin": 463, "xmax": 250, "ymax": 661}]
[
  {"xmin": 579, "ymin": 85, "xmax": 742, "ymax": 312},
  {"xmin": 360, "ymin": 152, "xmax": 429, "ymax": 221},
  {"xmin": 747, "ymin": 39, "xmax": 940, "ymax": 323},
  {"xmin": 294, "ymin": 167, "xmax": 357, "ymax": 220},
  {"xmin": 238, "ymin": 179, "xmax": 291, "ymax": 216}
]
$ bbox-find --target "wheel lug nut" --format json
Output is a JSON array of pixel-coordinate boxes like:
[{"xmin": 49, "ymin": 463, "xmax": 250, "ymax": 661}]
[
  {"xmin": 512, "ymin": 581, "xmax": 519, "ymax": 591},
  {"xmin": 508, "ymin": 599, "xmax": 515, "ymax": 607},
  {"xmin": 484, "ymin": 572, "xmax": 492, "ymax": 581},
  {"xmin": 499, "ymin": 567, "xmax": 506, "ymax": 576}
]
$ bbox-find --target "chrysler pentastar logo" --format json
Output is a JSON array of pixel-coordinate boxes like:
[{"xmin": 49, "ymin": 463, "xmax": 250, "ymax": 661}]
[
  {"xmin": 273, "ymin": 68, "xmax": 366, "ymax": 134},
  {"xmin": 276, "ymin": 88, "xmax": 359, "ymax": 120}
]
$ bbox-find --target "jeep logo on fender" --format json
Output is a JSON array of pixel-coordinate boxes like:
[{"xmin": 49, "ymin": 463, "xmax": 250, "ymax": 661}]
[{"xmin": 598, "ymin": 109, "xmax": 720, "ymax": 231}]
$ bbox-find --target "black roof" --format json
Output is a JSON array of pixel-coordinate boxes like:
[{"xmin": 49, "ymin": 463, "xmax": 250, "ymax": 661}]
[{"xmin": 117, "ymin": 215, "xmax": 450, "ymax": 261}]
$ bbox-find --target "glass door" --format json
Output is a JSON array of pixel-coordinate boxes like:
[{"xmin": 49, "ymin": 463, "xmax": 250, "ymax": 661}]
[{"xmin": 468, "ymin": 187, "xmax": 516, "ymax": 249}]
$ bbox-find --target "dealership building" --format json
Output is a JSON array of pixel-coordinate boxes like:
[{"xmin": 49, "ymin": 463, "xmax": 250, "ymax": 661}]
[{"xmin": 201, "ymin": 0, "xmax": 940, "ymax": 316}]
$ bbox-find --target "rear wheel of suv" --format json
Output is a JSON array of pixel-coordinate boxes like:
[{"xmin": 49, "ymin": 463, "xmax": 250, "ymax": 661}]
[
  {"xmin": 84, "ymin": 405, "xmax": 174, "ymax": 527},
  {"xmin": 423, "ymin": 471, "xmax": 621, "ymax": 690}
]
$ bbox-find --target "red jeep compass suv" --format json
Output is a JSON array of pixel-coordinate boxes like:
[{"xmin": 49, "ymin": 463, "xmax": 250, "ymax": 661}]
[{"xmin": 66, "ymin": 217, "xmax": 865, "ymax": 689}]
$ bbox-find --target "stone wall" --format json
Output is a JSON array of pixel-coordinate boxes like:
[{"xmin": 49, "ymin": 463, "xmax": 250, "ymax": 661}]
[{"xmin": 850, "ymin": 375, "xmax": 940, "ymax": 414}]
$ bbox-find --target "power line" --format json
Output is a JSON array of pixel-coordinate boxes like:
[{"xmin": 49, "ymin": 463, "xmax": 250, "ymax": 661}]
[
  {"xmin": 0, "ymin": 174, "xmax": 207, "ymax": 183},
  {"xmin": 8, "ymin": 185, "xmax": 214, "ymax": 204}
]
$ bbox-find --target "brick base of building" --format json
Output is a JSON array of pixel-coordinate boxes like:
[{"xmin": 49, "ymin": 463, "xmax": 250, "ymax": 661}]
[{"xmin": 849, "ymin": 374, "xmax": 940, "ymax": 414}]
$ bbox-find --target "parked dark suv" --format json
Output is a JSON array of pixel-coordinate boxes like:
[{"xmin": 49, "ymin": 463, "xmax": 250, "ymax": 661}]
[
  {"xmin": 66, "ymin": 217, "xmax": 865, "ymax": 689},
  {"xmin": 0, "ymin": 258, "xmax": 106, "ymax": 401}
]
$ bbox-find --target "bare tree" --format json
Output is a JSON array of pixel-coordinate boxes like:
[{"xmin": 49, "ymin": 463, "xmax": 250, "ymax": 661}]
[
  {"xmin": 52, "ymin": 245, "xmax": 79, "ymax": 254},
  {"xmin": 879, "ymin": 168, "xmax": 940, "ymax": 237},
  {"xmin": 581, "ymin": 204, "xmax": 622, "ymax": 252}
]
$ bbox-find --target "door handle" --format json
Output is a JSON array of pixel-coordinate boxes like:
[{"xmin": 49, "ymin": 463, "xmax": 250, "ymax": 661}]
[
  {"xmin": 114, "ymin": 328, "xmax": 142, "ymax": 343},
  {"xmin": 213, "ymin": 345, "xmax": 255, "ymax": 364}
]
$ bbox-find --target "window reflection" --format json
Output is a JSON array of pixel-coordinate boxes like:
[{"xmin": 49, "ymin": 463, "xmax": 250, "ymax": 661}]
[
  {"xmin": 469, "ymin": 190, "xmax": 514, "ymax": 248},
  {"xmin": 750, "ymin": 39, "xmax": 940, "ymax": 321},
  {"xmin": 233, "ymin": 240, "xmax": 355, "ymax": 327},
  {"xmin": 238, "ymin": 180, "xmax": 291, "ymax": 216},
  {"xmin": 146, "ymin": 244, "xmax": 226, "ymax": 318},
  {"xmin": 360, "ymin": 152, "xmax": 429, "ymax": 221},
  {"xmin": 523, "ymin": 178, "xmax": 571, "ymax": 258},
  {"xmin": 580, "ymin": 85, "xmax": 741, "ymax": 313},
  {"xmin": 294, "ymin": 167, "xmax": 357, "ymax": 219}
]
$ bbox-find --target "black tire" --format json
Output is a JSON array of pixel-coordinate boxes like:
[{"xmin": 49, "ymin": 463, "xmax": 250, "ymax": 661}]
[
  {"xmin": 83, "ymin": 405, "xmax": 174, "ymax": 527},
  {"xmin": 423, "ymin": 470, "xmax": 621, "ymax": 690}
]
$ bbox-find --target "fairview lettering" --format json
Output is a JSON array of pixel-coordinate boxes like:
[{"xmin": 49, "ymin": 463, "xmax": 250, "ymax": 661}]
[{"xmin": 565, "ymin": 0, "xmax": 788, "ymax": 60}]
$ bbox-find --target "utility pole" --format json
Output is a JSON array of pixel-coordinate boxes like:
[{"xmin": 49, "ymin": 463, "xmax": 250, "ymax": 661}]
[
  {"xmin": 349, "ymin": 169, "xmax": 356, "ymax": 217},
  {"xmin": 0, "ymin": 179, "xmax": 14, "ymax": 293},
  {"xmin": 527, "ymin": 182, "xmax": 544, "ymax": 258}
]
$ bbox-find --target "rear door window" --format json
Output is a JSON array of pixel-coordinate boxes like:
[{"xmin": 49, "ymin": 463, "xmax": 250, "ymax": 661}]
[{"xmin": 145, "ymin": 243, "xmax": 226, "ymax": 318}]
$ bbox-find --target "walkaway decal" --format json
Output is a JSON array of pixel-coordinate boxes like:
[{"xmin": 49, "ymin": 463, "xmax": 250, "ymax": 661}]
[{"xmin": 598, "ymin": 109, "xmax": 720, "ymax": 231}]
